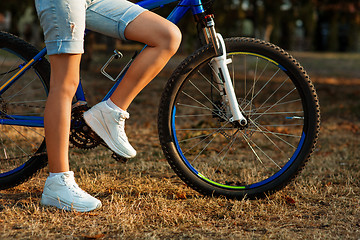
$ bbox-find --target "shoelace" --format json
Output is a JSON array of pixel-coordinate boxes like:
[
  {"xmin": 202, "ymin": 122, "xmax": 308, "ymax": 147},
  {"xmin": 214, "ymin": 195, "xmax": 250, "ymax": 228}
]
[
  {"xmin": 62, "ymin": 174, "xmax": 88, "ymax": 197},
  {"xmin": 115, "ymin": 112, "xmax": 129, "ymax": 140}
]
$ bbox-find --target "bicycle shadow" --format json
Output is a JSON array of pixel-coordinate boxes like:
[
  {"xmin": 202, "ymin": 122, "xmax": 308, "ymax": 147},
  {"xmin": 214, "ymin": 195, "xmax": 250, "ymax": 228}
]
[{"xmin": 0, "ymin": 190, "xmax": 42, "ymax": 209}]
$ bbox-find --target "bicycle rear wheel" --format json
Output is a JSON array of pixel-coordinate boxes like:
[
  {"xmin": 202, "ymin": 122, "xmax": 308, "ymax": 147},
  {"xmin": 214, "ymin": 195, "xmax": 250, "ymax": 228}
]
[
  {"xmin": 0, "ymin": 31, "xmax": 50, "ymax": 190},
  {"xmin": 158, "ymin": 37, "xmax": 320, "ymax": 199}
]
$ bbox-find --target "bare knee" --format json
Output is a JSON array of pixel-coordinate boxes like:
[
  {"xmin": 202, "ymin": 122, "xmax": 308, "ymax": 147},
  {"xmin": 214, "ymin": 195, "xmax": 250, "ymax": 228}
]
[
  {"xmin": 160, "ymin": 24, "xmax": 182, "ymax": 56},
  {"xmin": 49, "ymin": 77, "xmax": 79, "ymax": 100},
  {"xmin": 49, "ymin": 54, "xmax": 81, "ymax": 100},
  {"xmin": 125, "ymin": 12, "xmax": 182, "ymax": 55},
  {"xmin": 165, "ymin": 24, "xmax": 182, "ymax": 55}
]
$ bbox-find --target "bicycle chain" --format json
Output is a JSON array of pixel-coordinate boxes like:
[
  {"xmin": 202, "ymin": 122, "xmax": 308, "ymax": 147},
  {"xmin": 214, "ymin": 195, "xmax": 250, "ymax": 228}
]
[{"xmin": 1, "ymin": 101, "xmax": 45, "ymax": 111}]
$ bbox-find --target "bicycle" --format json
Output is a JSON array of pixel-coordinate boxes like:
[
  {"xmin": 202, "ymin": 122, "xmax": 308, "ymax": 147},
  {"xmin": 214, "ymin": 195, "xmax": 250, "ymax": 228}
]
[{"xmin": 0, "ymin": 0, "xmax": 320, "ymax": 199}]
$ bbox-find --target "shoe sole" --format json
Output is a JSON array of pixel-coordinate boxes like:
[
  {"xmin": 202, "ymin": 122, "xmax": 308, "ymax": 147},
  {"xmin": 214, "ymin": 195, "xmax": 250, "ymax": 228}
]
[
  {"xmin": 41, "ymin": 194, "xmax": 102, "ymax": 212},
  {"xmin": 83, "ymin": 110, "xmax": 135, "ymax": 158}
]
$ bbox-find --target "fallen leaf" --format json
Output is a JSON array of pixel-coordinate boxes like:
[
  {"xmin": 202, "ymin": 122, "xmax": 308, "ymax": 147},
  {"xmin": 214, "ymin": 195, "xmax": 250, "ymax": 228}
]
[
  {"xmin": 82, "ymin": 234, "xmax": 105, "ymax": 239},
  {"xmin": 176, "ymin": 192, "xmax": 187, "ymax": 199},
  {"xmin": 284, "ymin": 196, "xmax": 296, "ymax": 205}
]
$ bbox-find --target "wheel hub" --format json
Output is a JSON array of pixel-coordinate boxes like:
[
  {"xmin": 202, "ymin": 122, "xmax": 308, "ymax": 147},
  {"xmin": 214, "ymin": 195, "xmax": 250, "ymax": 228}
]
[{"xmin": 212, "ymin": 99, "xmax": 256, "ymax": 139}]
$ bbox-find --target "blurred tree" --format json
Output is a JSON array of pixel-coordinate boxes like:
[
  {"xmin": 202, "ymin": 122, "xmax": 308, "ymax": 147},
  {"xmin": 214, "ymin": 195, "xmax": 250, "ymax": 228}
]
[
  {"xmin": 313, "ymin": 0, "xmax": 360, "ymax": 51},
  {"xmin": 1, "ymin": 0, "xmax": 359, "ymax": 52},
  {"xmin": 0, "ymin": 0, "xmax": 34, "ymax": 35},
  {"xmin": 295, "ymin": 0, "xmax": 317, "ymax": 50},
  {"xmin": 263, "ymin": 0, "xmax": 282, "ymax": 43}
]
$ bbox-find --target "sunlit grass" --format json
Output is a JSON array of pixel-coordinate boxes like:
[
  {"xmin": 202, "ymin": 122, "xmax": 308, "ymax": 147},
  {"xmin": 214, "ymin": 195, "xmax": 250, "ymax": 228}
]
[{"xmin": 0, "ymin": 53, "xmax": 359, "ymax": 239}]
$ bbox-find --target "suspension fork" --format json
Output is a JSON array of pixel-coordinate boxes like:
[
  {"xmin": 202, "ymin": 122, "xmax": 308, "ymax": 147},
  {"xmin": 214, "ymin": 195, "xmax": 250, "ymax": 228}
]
[{"xmin": 195, "ymin": 13, "xmax": 247, "ymax": 127}]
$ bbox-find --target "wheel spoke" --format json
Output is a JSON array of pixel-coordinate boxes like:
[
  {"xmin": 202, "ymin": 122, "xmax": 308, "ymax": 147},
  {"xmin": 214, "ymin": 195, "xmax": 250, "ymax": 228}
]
[
  {"xmin": 0, "ymin": 45, "xmax": 47, "ymax": 179},
  {"xmin": 243, "ymin": 68, "xmax": 280, "ymax": 110},
  {"xmin": 211, "ymin": 129, "xmax": 240, "ymax": 177},
  {"xmin": 0, "ymin": 128, "xmax": 29, "ymax": 156},
  {"xmin": 180, "ymin": 87, "xmax": 227, "ymax": 122},
  {"xmin": 180, "ymin": 121, "xmax": 232, "ymax": 155},
  {"xmin": 250, "ymin": 98, "xmax": 302, "ymax": 113},
  {"xmin": 164, "ymin": 40, "xmax": 319, "ymax": 197},
  {"xmin": 253, "ymin": 87, "xmax": 296, "ymax": 122},
  {"xmin": 197, "ymin": 69, "xmax": 221, "ymax": 93}
]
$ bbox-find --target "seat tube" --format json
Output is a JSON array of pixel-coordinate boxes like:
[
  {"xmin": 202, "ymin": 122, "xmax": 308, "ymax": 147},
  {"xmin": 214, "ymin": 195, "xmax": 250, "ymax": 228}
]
[{"xmin": 75, "ymin": 80, "xmax": 86, "ymax": 102}]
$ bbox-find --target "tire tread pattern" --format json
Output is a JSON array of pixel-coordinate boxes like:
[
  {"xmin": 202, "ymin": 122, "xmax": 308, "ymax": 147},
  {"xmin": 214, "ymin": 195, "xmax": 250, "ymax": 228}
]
[
  {"xmin": 158, "ymin": 37, "xmax": 320, "ymax": 199},
  {"xmin": 0, "ymin": 31, "xmax": 49, "ymax": 190}
]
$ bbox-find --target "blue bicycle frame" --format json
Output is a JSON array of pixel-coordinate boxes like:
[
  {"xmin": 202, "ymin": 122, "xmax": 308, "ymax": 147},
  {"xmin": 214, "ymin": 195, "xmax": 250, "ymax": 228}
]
[{"xmin": 0, "ymin": 0, "xmax": 206, "ymax": 128}]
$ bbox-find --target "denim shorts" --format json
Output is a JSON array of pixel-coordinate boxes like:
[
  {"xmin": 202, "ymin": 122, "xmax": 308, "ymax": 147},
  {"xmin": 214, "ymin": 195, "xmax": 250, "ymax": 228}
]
[{"xmin": 35, "ymin": 0, "xmax": 147, "ymax": 55}]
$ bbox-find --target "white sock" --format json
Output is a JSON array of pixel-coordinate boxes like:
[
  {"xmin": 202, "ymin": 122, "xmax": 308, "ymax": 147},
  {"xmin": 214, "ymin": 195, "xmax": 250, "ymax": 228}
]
[
  {"xmin": 105, "ymin": 98, "xmax": 127, "ymax": 113},
  {"xmin": 49, "ymin": 171, "xmax": 71, "ymax": 178}
]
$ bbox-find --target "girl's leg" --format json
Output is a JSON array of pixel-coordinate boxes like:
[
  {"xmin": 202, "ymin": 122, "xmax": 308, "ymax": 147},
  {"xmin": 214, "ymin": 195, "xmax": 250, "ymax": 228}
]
[
  {"xmin": 110, "ymin": 11, "xmax": 182, "ymax": 110},
  {"xmin": 36, "ymin": 0, "xmax": 101, "ymax": 212},
  {"xmin": 45, "ymin": 54, "xmax": 81, "ymax": 173},
  {"xmin": 84, "ymin": 10, "xmax": 181, "ymax": 158},
  {"xmin": 42, "ymin": 53, "xmax": 101, "ymax": 212}
]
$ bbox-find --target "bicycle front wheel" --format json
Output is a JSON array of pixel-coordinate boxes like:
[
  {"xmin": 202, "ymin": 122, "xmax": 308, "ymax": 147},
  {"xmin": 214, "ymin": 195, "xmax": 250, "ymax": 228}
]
[
  {"xmin": 0, "ymin": 31, "xmax": 49, "ymax": 190},
  {"xmin": 158, "ymin": 38, "xmax": 320, "ymax": 199}
]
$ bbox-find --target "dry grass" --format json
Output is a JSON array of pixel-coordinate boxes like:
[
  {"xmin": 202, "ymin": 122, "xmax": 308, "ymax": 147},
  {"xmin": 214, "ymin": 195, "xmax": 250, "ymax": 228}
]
[{"xmin": 0, "ymin": 52, "xmax": 359, "ymax": 239}]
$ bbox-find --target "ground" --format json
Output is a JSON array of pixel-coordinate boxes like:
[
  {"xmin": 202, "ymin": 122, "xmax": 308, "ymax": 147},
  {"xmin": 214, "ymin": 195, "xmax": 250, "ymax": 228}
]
[{"xmin": 0, "ymin": 50, "xmax": 359, "ymax": 239}]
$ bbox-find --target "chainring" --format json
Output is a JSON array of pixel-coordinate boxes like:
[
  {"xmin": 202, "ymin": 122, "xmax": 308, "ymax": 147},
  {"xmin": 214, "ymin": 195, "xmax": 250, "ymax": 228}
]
[
  {"xmin": 70, "ymin": 105, "xmax": 101, "ymax": 150},
  {"xmin": 70, "ymin": 104, "xmax": 129, "ymax": 163}
]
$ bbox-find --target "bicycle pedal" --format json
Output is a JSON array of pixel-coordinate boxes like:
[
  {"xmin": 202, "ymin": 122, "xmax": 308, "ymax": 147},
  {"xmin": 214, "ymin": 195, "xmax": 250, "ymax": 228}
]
[
  {"xmin": 111, "ymin": 153, "xmax": 128, "ymax": 163},
  {"xmin": 96, "ymin": 140, "xmax": 128, "ymax": 163}
]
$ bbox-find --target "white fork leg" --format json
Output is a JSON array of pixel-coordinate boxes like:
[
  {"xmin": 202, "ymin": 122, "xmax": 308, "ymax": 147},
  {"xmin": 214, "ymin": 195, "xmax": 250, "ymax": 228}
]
[{"xmin": 210, "ymin": 34, "xmax": 247, "ymax": 127}]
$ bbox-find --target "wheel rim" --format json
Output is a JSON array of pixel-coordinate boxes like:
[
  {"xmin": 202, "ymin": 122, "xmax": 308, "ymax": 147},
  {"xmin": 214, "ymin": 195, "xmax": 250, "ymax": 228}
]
[
  {"xmin": 171, "ymin": 51, "xmax": 308, "ymax": 190},
  {"xmin": 0, "ymin": 48, "xmax": 47, "ymax": 177}
]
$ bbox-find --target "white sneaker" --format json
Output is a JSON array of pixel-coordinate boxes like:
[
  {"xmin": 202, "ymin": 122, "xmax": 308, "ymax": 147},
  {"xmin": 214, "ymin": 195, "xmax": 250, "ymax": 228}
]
[
  {"xmin": 83, "ymin": 102, "xmax": 136, "ymax": 158},
  {"xmin": 41, "ymin": 171, "xmax": 102, "ymax": 212}
]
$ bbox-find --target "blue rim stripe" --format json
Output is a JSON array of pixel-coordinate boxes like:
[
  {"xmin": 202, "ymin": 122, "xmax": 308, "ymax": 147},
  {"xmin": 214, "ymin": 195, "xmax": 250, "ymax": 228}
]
[
  {"xmin": 0, "ymin": 163, "xmax": 26, "ymax": 177},
  {"xmin": 247, "ymin": 131, "xmax": 306, "ymax": 189},
  {"xmin": 172, "ymin": 106, "xmax": 199, "ymax": 174},
  {"xmin": 172, "ymin": 105, "xmax": 306, "ymax": 190}
]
